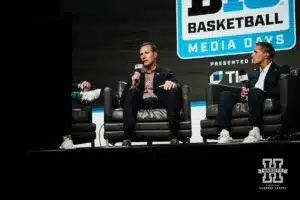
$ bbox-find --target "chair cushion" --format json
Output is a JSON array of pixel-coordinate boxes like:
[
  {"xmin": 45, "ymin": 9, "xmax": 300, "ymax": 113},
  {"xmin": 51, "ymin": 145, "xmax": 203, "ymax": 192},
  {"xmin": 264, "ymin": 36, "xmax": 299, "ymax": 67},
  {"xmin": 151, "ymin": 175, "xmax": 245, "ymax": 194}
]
[
  {"xmin": 105, "ymin": 121, "xmax": 191, "ymax": 131},
  {"xmin": 72, "ymin": 123, "xmax": 96, "ymax": 132},
  {"xmin": 71, "ymin": 132, "xmax": 96, "ymax": 144},
  {"xmin": 104, "ymin": 130, "xmax": 192, "ymax": 142},
  {"xmin": 206, "ymin": 99, "xmax": 280, "ymax": 118},
  {"xmin": 111, "ymin": 108, "xmax": 185, "ymax": 122}
]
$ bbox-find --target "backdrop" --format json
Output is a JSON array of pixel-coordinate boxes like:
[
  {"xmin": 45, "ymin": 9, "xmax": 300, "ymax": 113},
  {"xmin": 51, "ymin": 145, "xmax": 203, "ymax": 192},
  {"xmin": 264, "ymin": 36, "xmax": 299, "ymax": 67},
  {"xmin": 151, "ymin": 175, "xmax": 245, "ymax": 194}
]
[{"xmin": 63, "ymin": 0, "xmax": 299, "ymax": 106}]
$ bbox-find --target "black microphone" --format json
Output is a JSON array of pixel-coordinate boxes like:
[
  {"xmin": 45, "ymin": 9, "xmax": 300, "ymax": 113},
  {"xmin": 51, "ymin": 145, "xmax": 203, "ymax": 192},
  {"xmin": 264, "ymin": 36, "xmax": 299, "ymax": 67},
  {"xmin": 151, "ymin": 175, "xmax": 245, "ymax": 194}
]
[
  {"xmin": 238, "ymin": 69, "xmax": 249, "ymax": 100},
  {"xmin": 238, "ymin": 69, "xmax": 249, "ymax": 88},
  {"xmin": 134, "ymin": 64, "xmax": 143, "ymax": 84}
]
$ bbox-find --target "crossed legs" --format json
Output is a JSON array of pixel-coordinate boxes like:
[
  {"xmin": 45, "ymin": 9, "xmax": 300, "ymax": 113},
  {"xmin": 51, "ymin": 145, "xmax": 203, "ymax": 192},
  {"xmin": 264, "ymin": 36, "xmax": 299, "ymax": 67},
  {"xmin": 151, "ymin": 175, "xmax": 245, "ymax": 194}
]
[
  {"xmin": 216, "ymin": 88, "xmax": 265, "ymax": 143},
  {"xmin": 71, "ymin": 89, "xmax": 101, "ymax": 103}
]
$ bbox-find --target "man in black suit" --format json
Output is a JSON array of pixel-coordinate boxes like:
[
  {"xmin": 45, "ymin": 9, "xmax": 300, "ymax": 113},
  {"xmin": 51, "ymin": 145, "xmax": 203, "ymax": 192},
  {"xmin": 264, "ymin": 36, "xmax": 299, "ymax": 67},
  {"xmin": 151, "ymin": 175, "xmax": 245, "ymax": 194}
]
[
  {"xmin": 121, "ymin": 42, "xmax": 182, "ymax": 146},
  {"xmin": 216, "ymin": 42, "xmax": 284, "ymax": 143}
]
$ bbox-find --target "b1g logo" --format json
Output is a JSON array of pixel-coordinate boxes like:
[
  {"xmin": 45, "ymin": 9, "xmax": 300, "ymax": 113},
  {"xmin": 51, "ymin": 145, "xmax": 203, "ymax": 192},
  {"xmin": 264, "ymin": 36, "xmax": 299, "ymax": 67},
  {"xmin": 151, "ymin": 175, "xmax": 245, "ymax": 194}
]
[{"xmin": 176, "ymin": 0, "xmax": 296, "ymax": 59}]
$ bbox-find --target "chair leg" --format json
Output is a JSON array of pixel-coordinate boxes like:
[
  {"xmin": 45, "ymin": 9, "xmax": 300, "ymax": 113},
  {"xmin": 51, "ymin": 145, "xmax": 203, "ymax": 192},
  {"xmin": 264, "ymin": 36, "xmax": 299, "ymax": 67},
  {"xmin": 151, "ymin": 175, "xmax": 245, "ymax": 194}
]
[
  {"xmin": 147, "ymin": 141, "xmax": 152, "ymax": 146},
  {"xmin": 105, "ymin": 139, "xmax": 110, "ymax": 147},
  {"xmin": 181, "ymin": 137, "xmax": 190, "ymax": 144},
  {"xmin": 202, "ymin": 137, "xmax": 207, "ymax": 144},
  {"xmin": 181, "ymin": 139, "xmax": 186, "ymax": 144},
  {"xmin": 187, "ymin": 137, "xmax": 190, "ymax": 143},
  {"xmin": 91, "ymin": 141, "xmax": 95, "ymax": 147}
]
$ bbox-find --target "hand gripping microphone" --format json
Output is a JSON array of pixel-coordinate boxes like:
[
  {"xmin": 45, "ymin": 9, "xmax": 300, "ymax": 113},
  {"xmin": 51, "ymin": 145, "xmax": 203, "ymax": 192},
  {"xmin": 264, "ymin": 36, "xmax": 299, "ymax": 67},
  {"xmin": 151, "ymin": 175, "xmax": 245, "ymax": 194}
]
[
  {"xmin": 134, "ymin": 64, "xmax": 143, "ymax": 84},
  {"xmin": 238, "ymin": 69, "xmax": 249, "ymax": 88},
  {"xmin": 238, "ymin": 69, "xmax": 249, "ymax": 100}
]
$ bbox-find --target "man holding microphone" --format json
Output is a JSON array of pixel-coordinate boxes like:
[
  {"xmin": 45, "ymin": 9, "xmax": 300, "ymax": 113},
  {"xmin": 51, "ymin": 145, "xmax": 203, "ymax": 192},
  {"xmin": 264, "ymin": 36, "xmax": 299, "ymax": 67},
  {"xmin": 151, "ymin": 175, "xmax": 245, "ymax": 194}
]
[
  {"xmin": 216, "ymin": 42, "xmax": 284, "ymax": 143},
  {"xmin": 121, "ymin": 42, "xmax": 182, "ymax": 146}
]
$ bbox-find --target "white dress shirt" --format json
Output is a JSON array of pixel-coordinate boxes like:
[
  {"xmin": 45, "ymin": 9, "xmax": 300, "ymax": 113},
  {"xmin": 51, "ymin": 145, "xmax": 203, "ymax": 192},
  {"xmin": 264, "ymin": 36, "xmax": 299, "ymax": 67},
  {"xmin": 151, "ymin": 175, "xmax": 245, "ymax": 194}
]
[{"xmin": 254, "ymin": 62, "xmax": 272, "ymax": 91}]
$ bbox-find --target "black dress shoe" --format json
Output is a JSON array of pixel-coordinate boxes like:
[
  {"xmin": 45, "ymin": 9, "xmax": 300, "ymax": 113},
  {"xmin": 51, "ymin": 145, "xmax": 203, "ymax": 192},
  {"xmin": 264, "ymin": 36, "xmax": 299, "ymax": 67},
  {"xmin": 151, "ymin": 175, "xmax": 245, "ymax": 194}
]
[
  {"xmin": 170, "ymin": 138, "xmax": 179, "ymax": 145},
  {"xmin": 122, "ymin": 139, "xmax": 131, "ymax": 147}
]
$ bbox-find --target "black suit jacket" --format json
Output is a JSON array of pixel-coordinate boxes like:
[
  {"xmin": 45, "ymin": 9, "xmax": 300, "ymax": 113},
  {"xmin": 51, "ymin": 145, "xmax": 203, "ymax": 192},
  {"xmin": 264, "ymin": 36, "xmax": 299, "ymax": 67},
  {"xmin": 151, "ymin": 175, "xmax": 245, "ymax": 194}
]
[
  {"xmin": 248, "ymin": 63, "xmax": 290, "ymax": 99},
  {"xmin": 121, "ymin": 66, "xmax": 180, "ymax": 106}
]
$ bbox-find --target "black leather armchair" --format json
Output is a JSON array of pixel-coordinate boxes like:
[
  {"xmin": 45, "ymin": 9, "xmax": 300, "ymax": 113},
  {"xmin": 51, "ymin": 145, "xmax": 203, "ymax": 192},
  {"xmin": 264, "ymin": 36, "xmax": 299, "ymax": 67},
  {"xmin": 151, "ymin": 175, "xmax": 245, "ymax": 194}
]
[
  {"xmin": 71, "ymin": 100, "xmax": 96, "ymax": 147},
  {"xmin": 103, "ymin": 81, "xmax": 192, "ymax": 145},
  {"xmin": 200, "ymin": 68, "xmax": 300, "ymax": 143}
]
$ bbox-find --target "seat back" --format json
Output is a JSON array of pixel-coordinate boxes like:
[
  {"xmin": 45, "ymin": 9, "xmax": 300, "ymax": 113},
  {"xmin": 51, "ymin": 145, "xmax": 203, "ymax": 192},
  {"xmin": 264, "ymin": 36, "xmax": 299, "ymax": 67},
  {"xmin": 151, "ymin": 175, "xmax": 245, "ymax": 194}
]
[{"xmin": 72, "ymin": 99, "xmax": 92, "ymax": 123}]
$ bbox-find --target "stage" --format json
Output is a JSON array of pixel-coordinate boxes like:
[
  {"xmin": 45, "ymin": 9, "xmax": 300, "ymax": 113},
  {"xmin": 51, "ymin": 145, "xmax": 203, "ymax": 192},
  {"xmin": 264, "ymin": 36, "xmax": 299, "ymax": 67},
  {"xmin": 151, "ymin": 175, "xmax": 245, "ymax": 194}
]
[{"xmin": 22, "ymin": 141, "xmax": 298, "ymax": 196}]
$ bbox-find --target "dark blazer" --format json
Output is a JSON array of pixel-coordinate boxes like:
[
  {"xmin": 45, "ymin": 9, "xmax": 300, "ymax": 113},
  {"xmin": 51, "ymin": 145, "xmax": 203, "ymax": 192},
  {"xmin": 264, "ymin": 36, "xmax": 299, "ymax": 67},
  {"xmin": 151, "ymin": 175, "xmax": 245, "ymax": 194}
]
[
  {"xmin": 121, "ymin": 66, "xmax": 180, "ymax": 106},
  {"xmin": 248, "ymin": 62, "xmax": 290, "ymax": 99}
]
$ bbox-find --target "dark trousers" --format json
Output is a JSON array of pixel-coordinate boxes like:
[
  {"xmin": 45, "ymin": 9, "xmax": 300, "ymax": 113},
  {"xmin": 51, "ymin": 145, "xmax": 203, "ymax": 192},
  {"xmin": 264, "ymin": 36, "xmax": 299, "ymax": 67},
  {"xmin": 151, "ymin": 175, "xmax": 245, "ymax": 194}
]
[
  {"xmin": 123, "ymin": 87, "xmax": 182, "ymax": 140},
  {"xmin": 216, "ymin": 88, "xmax": 265, "ymax": 131}
]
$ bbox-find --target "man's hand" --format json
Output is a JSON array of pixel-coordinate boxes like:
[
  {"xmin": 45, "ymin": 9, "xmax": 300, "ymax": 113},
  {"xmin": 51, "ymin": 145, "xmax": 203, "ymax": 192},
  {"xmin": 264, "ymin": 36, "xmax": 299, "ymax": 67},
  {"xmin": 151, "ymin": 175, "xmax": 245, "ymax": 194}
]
[
  {"xmin": 79, "ymin": 81, "xmax": 91, "ymax": 91},
  {"xmin": 131, "ymin": 72, "xmax": 141, "ymax": 88},
  {"xmin": 241, "ymin": 87, "xmax": 249, "ymax": 99},
  {"xmin": 159, "ymin": 80, "xmax": 177, "ymax": 90}
]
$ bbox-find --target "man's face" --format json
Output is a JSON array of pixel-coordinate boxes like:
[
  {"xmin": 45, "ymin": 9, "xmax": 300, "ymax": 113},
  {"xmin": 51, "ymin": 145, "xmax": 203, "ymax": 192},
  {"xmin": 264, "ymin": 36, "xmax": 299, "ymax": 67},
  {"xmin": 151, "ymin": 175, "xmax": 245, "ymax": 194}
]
[
  {"xmin": 139, "ymin": 45, "xmax": 157, "ymax": 67},
  {"xmin": 251, "ymin": 45, "xmax": 269, "ymax": 65}
]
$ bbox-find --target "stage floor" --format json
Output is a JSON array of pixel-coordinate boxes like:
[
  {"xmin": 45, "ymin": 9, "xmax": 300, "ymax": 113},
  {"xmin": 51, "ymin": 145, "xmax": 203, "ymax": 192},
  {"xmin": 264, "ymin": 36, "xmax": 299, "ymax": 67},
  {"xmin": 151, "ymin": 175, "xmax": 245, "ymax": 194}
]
[
  {"xmin": 23, "ymin": 141, "xmax": 299, "ymax": 196},
  {"xmin": 25, "ymin": 140, "xmax": 300, "ymax": 155}
]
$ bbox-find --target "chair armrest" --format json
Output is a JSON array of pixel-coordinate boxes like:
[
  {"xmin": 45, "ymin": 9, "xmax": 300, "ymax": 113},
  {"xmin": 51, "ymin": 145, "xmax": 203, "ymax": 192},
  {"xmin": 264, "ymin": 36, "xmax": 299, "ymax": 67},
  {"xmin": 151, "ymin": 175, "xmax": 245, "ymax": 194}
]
[
  {"xmin": 279, "ymin": 73, "xmax": 300, "ymax": 115},
  {"xmin": 279, "ymin": 71, "xmax": 300, "ymax": 134},
  {"xmin": 205, "ymin": 83, "xmax": 242, "ymax": 105},
  {"xmin": 279, "ymin": 74, "xmax": 289, "ymax": 115},
  {"xmin": 181, "ymin": 85, "xmax": 190, "ymax": 121},
  {"xmin": 104, "ymin": 87, "xmax": 113, "ymax": 121}
]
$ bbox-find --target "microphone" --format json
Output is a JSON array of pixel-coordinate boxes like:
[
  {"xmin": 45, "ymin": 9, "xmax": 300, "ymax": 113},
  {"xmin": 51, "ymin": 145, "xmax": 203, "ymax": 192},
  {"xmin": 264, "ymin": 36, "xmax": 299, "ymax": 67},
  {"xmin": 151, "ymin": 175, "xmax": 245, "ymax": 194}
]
[
  {"xmin": 238, "ymin": 69, "xmax": 249, "ymax": 88},
  {"xmin": 238, "ymin": 69, "xmax": 249, "ymax": 100},
  {"xmin": 134, "ymin": 64, "xmax": 143, "ymax": 84}
]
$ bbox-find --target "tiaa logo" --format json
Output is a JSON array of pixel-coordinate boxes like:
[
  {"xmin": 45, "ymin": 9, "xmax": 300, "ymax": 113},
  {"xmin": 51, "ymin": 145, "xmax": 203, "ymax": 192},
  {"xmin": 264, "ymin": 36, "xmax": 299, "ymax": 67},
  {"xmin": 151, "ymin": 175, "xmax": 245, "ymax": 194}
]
[{"xmin": 176, "ymin": 0, "xmax": 296, "ymax": 59}]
